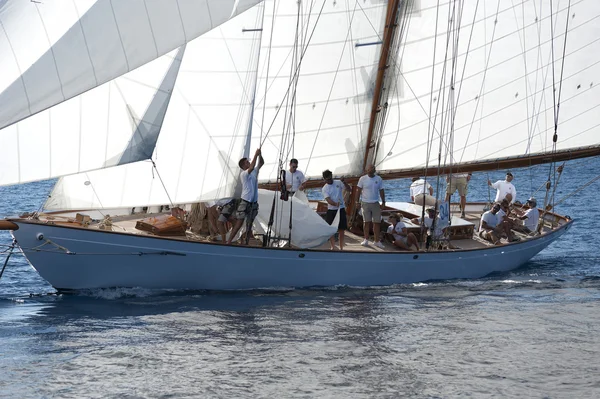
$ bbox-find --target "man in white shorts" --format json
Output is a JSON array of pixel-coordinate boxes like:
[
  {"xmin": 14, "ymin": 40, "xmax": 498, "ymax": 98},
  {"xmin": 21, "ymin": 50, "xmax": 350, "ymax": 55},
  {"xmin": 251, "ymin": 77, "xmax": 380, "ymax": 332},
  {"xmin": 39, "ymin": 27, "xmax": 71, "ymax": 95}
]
[
  {"xmin": 357, "ymin": 164, "xmax": 386, "ymax": 248},
  {"xmin": 410, "ymin": 177, "xmax": 436, "ymax": 206},
  {"xmin": 445, "ymin": 172, "xmax": 471, "ymax": 218}
]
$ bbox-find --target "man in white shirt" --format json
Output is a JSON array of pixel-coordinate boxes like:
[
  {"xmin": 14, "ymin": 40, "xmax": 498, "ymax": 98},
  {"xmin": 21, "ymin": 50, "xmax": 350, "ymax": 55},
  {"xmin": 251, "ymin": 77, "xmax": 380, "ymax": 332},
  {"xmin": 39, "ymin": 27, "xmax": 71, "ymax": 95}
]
[
  {"xmin": 488, "ymin": 172, "xmax": 517, "ymax": 204},
  {"xmin": 227, "ymin": 148, "xmax": 264, "ymax": 245},
  {"xmin": 357, "ymin": 164, "xmax": 386, "ymax": 248},
  {"xmin": 479, "ymin": 203, "xmax": 502, "ymax": 244},
  {"xmin": 445, "ymin": 172, "xmax": 471, "ymax": 218},
  {"xmin": 410, "ymin": 207, "xmax": 445, "ymax": 242},
  {"xmin": 285, "ymin": 158, "xmax": 306, "ymax": 194},
  {"xmin": 322, "ymin": 169, "xmax": 352, "ymax": 250},
  {"xmin": 410, "ymin": 177, "xmax": 436, "ymax": 206},
  {"xmin": 513, "ymin": 197, "xmax": 540, "ymax": 234}
]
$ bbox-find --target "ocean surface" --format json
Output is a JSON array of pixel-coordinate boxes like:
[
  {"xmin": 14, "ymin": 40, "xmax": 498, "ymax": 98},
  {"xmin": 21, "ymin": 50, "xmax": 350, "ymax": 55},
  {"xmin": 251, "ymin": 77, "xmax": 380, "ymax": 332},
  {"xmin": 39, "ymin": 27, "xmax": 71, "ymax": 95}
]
[{"xmin": 1, "ymin": 161, "xmax": 599, "ymax": 398}]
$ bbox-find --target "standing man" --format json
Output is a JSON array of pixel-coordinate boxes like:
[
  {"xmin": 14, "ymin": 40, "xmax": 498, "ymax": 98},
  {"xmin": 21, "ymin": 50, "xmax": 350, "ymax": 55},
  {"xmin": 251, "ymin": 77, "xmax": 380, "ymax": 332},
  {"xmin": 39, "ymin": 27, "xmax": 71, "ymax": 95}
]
[
  {"xmin": 227, "ymin": 148, "xmax": 264, "ymax": 245},
  {"xmin": 285, "ymin": 158, "xmax": 306, "ymax": 195},
  {"xmin": 410, "ymin": 177, "xmax": 436, "ymax": 206},
  {"xmin": 322, "ymin": 169, "xmax": 351, "ymax": 251},
  {"xmin": 488, "ymin": 172, "xmax": 517, "ymax": 204},
  {"xmin": 445, "ymin": 172, "xmax": 472, "ymax": 218},
  {"xmin": 356, "ymin": 164, "xmax": 385, "ymax": 248}
]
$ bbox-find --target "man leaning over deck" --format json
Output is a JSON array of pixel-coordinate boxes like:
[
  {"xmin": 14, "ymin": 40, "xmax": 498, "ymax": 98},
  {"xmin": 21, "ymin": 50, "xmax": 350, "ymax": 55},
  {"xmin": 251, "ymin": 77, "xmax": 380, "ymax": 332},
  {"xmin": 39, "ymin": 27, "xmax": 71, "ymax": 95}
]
[{"xmin": 227, "ymin": 148, "xmax": 264, "ymax": 245}]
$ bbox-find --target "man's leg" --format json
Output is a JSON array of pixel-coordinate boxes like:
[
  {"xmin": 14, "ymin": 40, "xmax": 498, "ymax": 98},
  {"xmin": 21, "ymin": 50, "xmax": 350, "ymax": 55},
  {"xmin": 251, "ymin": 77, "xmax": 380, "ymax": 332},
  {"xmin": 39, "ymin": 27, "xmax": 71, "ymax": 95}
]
[
  {"xmin": 339, "ymin": 229, "xmax": 345, "ymax": 251},
  {"xmin": 227, "ymin": 219, "xmax": 244, "ymax": 244},
  {"xmin": 460, "ymin": 195, "xmax": 467, "ymax": 217},
  {"xmin": 373, "ymin": 222, "xmax": 381, "ymax": 243},
  {"xmin": 393, "ymin": 239, "xmax": 410, "ymax": 250},
  {"xmin": 407, "ymin": 233, "xmax": 420, "ymax": 251}
]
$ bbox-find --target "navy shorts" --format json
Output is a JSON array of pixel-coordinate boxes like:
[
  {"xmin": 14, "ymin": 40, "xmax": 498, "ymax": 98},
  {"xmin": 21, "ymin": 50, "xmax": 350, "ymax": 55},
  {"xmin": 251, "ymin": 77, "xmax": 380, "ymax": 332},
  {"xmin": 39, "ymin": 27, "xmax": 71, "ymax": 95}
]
[{"xmin": 325, "ymin": 208, "xmax": 348, "ymax": 230}]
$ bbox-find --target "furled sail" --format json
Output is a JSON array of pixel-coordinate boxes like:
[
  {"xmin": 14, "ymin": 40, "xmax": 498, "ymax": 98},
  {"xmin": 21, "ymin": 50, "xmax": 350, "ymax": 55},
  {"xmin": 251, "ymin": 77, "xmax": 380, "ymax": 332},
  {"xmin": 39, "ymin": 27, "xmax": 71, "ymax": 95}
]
[
  {"xmin": 0, "ymin": 46, "xmax": 185, "ymax": 186},
  {"xmin": 45, "ymin": 3, "xmax": 264, "ymax": 210},
  {"xmin": 0, "ymin": 0, "xmax": 262, "ymax": 131},
  {"xmin": 373, "ymin": 0, "xmax": 600, "ymax": 175}
]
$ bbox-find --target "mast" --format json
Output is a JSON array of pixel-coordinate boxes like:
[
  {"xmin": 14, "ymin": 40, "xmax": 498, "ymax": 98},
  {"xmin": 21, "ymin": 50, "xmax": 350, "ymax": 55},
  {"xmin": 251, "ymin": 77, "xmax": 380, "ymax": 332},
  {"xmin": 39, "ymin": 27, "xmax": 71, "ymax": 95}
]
[
  {"xmin": 362, "ymin": 0, "xmax": 402, "ymax": 170},
  {"xmin": 347, "ymin": 0, "xmax": 401, "ymax": 230}
]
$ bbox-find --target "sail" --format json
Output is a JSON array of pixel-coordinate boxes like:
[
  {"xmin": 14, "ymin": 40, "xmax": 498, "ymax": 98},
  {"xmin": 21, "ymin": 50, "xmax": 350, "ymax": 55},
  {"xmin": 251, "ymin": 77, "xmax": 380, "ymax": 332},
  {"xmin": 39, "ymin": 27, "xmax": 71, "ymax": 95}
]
[
  {"xmin": 45, "ymin": 0, "xmax": 388, "ymax": 209},
  {"xmin": 251, "ymin": 0, "xmax": 387, "ymax": 182},
  {"xmin": 0, "ymin": 46, "xmax": 185, "ymax": 186},
  {"xmin": 45, "ymin": 3, "xmax": 264, "ymax": 210},
  {"xmin": 0, "ymin": 0, "xmax": 262, "ymax": 131},
  {"xmin": 374, "ymin": 0, "xmax": 600, "ymax": 174}
]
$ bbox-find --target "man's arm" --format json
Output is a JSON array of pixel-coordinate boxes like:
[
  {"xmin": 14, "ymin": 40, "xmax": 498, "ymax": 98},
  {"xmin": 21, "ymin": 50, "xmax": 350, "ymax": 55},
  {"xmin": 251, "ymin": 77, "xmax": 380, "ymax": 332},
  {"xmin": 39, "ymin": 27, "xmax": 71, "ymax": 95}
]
[
  {"xmin": 380, "ymin": 188, "xmax": 386, "ymax": 207},
  {"xmin": 481, "ymin": 220, "xmax": 492, "ymax": 231},
  {"xmin": 428, "ymin": 185, "xmax": 433, "ymax": 196},
  {"xmin": 324, "ymin": 196, "xmax": 339, "ymax": 207},
  {"xmin": 257, "ymin": 153, "xmax": 265, "ymax": 171},
  {"xmin": 247, "ymin": 148, "xmax": 261, "ymax": 174},
  {"xmin": 340, "ymin": 178, "xmax": 351, "ymax": 191},
  {"xmin": 356, "ymin": 187, "xmax": 362, "ymax": 201}
]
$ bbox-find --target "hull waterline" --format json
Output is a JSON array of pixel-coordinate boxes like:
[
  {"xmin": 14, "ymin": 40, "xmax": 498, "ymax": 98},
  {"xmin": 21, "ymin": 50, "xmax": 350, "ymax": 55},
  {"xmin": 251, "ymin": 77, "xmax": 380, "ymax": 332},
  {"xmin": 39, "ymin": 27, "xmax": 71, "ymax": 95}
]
[{"xmin": 9, "ymin": 220, "xmax": 573, "ymax": 291}]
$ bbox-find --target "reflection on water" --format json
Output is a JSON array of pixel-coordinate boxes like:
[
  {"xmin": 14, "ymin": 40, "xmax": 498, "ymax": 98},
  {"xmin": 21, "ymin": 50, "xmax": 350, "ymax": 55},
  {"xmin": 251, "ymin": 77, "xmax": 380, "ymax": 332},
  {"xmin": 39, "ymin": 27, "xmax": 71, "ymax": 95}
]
[{"xmin": 1, "ymin": 281, "xmax": 599, "ymax": 398}]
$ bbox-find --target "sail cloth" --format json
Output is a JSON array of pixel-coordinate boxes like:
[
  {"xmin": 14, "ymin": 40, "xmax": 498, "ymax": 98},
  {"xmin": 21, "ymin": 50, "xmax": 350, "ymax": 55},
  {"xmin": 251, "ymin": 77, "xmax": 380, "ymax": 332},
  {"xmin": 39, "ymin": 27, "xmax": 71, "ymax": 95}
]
[
  {"xmin": 250, "ymin": 0, "xmax": 387, "ymax": 181},
  {"xmin": 374, "ymin": 0, "xmax": 600, "ymax": 173},
  {"xmin": 0, "ymin": 47, "xmax": 185, "ymax": 186},
  {"xmin": 0, "ymin": 0, "xmax": 263, "ymax": 131},
  {"xmin": 45, "ymin": 3, "xmax": 265, "ymax": 210},
  {"xmin": 253, "ymin": 189, "xmax": 336, "ymax": 248}
]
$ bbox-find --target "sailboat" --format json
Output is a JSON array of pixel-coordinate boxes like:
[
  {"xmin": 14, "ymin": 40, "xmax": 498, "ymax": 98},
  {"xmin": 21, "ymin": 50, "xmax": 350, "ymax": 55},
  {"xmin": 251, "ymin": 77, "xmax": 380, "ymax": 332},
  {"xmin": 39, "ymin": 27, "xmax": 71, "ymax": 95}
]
[{"xmin": 0, "ymin": 0, "xmax": 599, "ymax": 291}]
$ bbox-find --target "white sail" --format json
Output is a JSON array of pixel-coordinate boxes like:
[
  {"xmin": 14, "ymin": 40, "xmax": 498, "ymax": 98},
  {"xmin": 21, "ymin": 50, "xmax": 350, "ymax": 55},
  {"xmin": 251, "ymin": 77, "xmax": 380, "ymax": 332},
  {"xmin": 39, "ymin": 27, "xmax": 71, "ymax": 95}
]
[
  {"xmin": 0, "ymin": 0, "xmax": 262, "ymax": 131},
  {"xmin": 0, "ymin": 46, "xmax": 185, "ymax": 186},
  {"xmin": 45, "ymin": 3, "xmax": 264, "ymax": 210},
  {"xmin": 252, "ymin": 0, "xmax": 387, "ymax": 181},
  {"xmin": 45, "ymin": 0, "xmax": 387, "ymax": 209},
  {"xmin": 374, "ymin": 0, "xmax": 600, "ymax": 172}
]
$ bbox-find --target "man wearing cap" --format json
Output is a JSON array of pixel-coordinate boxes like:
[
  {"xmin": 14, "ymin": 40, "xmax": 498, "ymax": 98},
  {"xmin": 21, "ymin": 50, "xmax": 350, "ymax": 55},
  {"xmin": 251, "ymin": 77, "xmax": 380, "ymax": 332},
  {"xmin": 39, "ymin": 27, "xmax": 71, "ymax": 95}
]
[
  {"xmin": 411, "ymin": 207, "xmax": 444, "ymax": 242},
  {"xmin": 488, "ymin": 172, "xmax": 517, "ymax": 204},
  {"xmin": 513, "ymin": 197, "xmax": 540, "ymax": 234}
]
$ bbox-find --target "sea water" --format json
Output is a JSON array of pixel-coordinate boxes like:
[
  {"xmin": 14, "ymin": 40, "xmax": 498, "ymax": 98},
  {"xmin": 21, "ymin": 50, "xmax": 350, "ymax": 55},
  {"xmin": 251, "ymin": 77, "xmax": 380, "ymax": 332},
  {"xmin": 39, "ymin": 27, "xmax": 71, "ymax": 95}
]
[{"xmin": 1, "ymin": 161, "xmax": 599, "ymax": 398}]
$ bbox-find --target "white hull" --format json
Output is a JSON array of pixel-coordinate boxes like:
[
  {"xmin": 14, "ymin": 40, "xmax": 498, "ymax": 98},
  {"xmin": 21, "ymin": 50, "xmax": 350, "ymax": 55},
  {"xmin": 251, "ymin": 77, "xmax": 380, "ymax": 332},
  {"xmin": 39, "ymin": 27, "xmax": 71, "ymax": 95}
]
[{"xmin": 10, "ymin": 219, "xmax": 572, "ymax": 291}]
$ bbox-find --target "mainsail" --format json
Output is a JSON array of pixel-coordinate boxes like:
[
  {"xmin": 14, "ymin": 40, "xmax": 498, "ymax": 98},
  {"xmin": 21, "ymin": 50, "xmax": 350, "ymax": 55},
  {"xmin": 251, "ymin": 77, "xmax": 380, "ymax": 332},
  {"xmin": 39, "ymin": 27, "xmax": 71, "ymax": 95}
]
[
  {"xmin": 373, "ymin": 0, "xmax": 600, "ymax": 174},
  {"xmin": 0, "ymin": 0, "xmax": 263, "ymax": 130}
]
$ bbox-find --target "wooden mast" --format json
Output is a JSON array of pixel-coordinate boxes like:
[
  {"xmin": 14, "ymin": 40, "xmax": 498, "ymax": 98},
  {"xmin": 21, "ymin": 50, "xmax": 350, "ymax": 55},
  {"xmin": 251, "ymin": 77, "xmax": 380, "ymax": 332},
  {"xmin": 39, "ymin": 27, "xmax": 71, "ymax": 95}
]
[
  {"xmin": 345, "ymin": 0, "xmax": 401, "ymax": 230},
  {"xmin": 361, "ymin": 0, "xmax": 402, "ymax": 170}
]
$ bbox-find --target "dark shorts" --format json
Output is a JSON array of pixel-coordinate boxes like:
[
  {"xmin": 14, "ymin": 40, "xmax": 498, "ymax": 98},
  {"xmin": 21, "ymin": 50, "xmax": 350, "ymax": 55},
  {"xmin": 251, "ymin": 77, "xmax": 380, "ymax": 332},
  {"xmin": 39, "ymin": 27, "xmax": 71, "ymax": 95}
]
[
  {"xmin": 217, "ymin": 199, "xmax": 239, "ymax": 222},
  {"xmin": 235, "ymin": 200, "xmax": 259, "ymax": 221},
  {"xmin": 325, "ymin": 208, "xmax": 347, "ymax": 230}
]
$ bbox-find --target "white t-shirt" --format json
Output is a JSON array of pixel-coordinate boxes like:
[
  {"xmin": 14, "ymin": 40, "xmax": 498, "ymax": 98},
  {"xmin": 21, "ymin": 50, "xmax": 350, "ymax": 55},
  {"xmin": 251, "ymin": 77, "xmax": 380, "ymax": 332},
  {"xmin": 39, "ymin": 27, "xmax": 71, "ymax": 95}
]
[
  {"xmin": 357, "ymin": 174, "xmax": 384, "ymax": 203},
  {"xmin": 387, "ymin": 222, "xmax": 407, "ymax": 241},
  {"xmin": 322, "ymin": 180, "xmax": 345, "ymax": 210},
  {"xmin": 240, "ymin": 169, "xmax": 259, "ymax": 202},
  {"xmin": 480, "ymin": 210, "xmax": 498, "ymax": 232},
  {"xmin": 410, "ymin": 179, "xmax": 432, "ymax": 198},
  {"xmin": 523, "ymin": 207, "xmax": 539, "ymax": 231},
  {"xmin": 491, "ymin": 180, "xmax": 516, "ymax": 204},
  {"xmin": 416, "ymin": 216, "xmax": 444, "ymax": 238},
  {"xmin": 285, "ymin": 169, "xmax": 306, "ymax": 192}
]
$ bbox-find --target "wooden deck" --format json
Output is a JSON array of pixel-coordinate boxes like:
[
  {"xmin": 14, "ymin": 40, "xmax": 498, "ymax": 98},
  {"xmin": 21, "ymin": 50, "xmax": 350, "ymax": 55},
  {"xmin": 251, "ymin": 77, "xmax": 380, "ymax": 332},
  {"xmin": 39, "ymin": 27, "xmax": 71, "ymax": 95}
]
[{"xmin": 36, "ymin": 201, "xmax": 558, "ymax": 253}]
